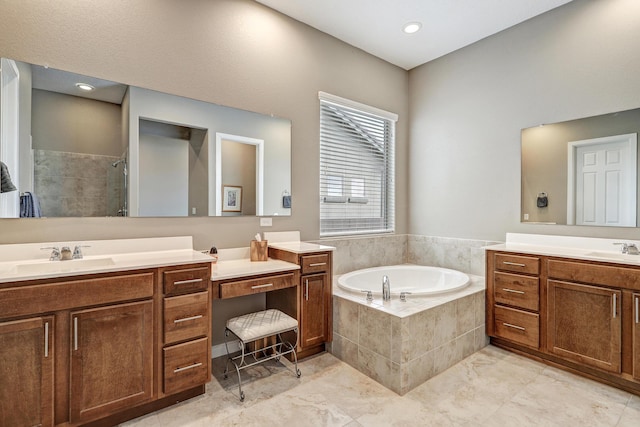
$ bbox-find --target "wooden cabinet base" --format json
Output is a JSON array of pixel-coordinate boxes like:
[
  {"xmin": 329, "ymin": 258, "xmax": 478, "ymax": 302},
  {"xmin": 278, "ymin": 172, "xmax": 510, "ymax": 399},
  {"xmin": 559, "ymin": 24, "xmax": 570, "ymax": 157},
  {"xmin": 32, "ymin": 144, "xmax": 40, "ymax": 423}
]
[{"xmin": 79, "ymin": 386, "xmax": 204, "ymax": 427}]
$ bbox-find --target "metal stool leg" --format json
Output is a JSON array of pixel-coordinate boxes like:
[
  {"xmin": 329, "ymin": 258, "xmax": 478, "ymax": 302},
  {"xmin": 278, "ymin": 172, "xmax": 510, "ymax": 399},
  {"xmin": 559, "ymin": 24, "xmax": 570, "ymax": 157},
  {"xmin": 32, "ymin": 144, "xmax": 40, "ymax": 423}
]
[{"xmin": 223, "ymin": 328, "xmax": 247, "ymax": 401}]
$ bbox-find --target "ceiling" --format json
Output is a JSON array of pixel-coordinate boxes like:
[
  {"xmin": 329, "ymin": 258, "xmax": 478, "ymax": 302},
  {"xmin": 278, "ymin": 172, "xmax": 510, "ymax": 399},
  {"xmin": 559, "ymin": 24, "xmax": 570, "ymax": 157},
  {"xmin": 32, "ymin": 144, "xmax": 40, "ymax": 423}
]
[
  {"xmin": 32, "ymin": 64, "xmax": 127, "ymax": 104},
  {"xmin": 255, "ymin": 0, "xmax": 574, "ymax": 70}
]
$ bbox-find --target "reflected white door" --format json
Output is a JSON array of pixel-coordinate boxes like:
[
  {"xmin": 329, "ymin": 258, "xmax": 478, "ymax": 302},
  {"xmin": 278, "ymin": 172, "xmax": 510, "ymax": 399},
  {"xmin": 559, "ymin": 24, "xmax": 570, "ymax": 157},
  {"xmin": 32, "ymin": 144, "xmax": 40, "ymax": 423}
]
[
  {"xmin": 569, "ymin": 134, "xmax": 637, "ymax": 226},
  {"xmin": 0, "ymin": 58, "xmax": 20, "ymax": 217}
]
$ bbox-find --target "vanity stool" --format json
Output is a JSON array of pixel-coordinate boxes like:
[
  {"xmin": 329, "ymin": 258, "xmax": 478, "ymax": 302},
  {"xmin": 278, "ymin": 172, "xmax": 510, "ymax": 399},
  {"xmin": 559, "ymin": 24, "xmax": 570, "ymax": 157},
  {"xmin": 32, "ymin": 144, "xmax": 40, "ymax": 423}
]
[{"xmin": 223, "ymin": 309, "xmax": 301, "ymax": 401}]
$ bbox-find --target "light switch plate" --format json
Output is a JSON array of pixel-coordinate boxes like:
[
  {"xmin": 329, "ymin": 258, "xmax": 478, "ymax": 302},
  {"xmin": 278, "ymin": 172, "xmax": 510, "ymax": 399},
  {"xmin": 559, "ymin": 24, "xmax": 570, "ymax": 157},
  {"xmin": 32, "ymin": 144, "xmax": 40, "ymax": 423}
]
[{"xmin": 260, "ymin": 217, "xmax": 273, "ymax": 227}]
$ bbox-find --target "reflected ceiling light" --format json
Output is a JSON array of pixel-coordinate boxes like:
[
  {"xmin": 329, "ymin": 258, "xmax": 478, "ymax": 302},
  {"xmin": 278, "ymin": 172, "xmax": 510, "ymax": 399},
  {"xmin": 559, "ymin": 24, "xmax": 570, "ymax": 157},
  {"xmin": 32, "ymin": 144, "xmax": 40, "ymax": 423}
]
[
  {"xmin": 402, "ymin": 22, "xmax": 422, "ymax": 34},
  {"xmin": 75, "ymin": 82, "xmax": 95, "ymax": 91}
]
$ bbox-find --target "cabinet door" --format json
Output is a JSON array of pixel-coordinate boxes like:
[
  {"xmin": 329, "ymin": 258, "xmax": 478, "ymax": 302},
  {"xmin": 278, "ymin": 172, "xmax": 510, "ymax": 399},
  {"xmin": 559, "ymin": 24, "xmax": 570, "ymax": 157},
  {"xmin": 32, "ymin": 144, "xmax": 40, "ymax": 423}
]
[
  {"xmin": 634, "ymin": 293, "xmax": 640, "ymax": 381},
  {"xmin": 70, "ymin": 300, "xmax": 153, "ymax": 424},
  {"xmin": 300, "ymin": 273, "xmax": 329, "ymax": 348},
  {"xmin": 0, "ymin": 316, "xmax": 54, "ymax": 427},
  {"xmin": 547, "ymin": 280, "xmax": 621, "ymax": 373}
]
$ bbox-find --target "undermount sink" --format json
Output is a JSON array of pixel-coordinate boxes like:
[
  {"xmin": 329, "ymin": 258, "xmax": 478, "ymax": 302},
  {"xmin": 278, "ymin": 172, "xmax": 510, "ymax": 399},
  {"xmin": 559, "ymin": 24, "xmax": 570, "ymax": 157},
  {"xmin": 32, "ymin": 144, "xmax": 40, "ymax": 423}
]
[
  {"xmin": 584, "ymin": 251, "xmax": 640, "ymax": 261},
  {"xmin": 15, "ymin": 257, "xmax": 116, "ymax": 274}
]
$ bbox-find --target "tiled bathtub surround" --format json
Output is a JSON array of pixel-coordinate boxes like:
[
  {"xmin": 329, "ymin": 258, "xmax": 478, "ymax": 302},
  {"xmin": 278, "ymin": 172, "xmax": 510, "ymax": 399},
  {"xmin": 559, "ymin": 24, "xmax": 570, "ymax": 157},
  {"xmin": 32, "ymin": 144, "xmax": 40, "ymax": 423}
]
[
  {"xmin": 407, "ymin": 235, "xmax": 501, "ymax": 277},
  {"xmin": 312, "ymin": 234, "xmax": 407, "ymax": 275},
  {"xmin": 331, "ymin": 276, "xmax": 488, "ymax": 395},
  {"xmin": 314, "ymin": 234, "xmax": 500, "ymax": 276}
]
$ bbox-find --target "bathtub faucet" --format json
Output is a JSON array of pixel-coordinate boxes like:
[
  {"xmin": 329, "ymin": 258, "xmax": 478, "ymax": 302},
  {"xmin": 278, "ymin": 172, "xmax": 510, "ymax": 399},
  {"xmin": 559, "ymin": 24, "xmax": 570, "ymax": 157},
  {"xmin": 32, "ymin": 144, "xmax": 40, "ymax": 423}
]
[{"xmin": 382, "ymin": 275, "xmax": 391, "ymax": 301}]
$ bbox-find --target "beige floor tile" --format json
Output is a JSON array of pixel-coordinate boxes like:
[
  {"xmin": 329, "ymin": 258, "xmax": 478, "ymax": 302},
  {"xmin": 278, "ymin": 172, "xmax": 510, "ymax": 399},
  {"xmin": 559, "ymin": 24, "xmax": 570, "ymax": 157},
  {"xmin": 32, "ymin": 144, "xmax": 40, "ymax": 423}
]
[{"xmin": 121, "ymin": 346, "xmax": 636, "ymax": 427}]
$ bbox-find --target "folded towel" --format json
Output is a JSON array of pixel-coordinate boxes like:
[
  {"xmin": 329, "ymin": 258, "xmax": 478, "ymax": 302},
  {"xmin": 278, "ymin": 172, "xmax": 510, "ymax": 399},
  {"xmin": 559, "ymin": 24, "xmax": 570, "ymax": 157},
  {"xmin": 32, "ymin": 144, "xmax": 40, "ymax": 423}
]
[
  {"xmin": 1, "ymin": 161, "xmax": 17, "ymax": 193},
  {"xmin": 20, "ymin": 192, "xmax": 42, "ymax": 218}
]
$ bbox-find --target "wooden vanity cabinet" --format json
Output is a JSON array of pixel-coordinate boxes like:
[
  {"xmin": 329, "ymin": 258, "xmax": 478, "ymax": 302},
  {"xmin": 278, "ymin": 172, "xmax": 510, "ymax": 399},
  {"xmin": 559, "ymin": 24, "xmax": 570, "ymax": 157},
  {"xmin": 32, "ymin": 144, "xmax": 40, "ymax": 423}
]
[
  {"xmin": 0, "ymin": 316, "xmax": 54, "ymax": 427},
  {"xmin": 268, "ymin": 248, "xmax": 333, "ymax": 358},
  {"xmin": 486, "ymin": 253, "xmax": 540, "ymax": 349},
  {"xmin": 634, "ymin": 293, "xmax": 640, "ymax": 380},
  {"xmin": 70, "ymin": 301, "xmax": 154, "ymax": 423},
  {"xmin": 547, "ymin": 280, "xmax": 621, "ymax": 373},
  {"xmin": 487, "ymin": 249, "xmax": 640, "ymax": 395},
  {"xmin": 160, "ymin": 265, "xmax": 212, "ymax": 396},
  {"xmin": 0, "ymin": 261, "xmax": 212, "ymax": 427}
]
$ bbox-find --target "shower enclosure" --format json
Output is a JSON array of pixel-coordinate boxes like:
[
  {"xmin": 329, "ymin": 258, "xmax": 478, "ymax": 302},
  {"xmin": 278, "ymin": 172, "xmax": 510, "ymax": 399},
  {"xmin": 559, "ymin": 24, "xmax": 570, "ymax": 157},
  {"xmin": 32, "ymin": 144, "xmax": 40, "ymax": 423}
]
[{"xmin": 110, "ymin": 157, "xmax": 128, "ymax": 216}]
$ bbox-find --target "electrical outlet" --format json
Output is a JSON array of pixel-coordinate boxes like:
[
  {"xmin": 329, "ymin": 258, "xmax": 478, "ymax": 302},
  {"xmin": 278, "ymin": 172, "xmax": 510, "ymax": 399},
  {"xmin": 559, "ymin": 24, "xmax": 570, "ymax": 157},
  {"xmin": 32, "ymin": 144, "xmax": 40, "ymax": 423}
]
[
  {"xmin": 260, "ymin": 217, "xmax": 273, "ymax": 227},
  {"xmin": 524, "ymin": 213, "xmax": 529, "ymax": 220},
  {"xmin": 192, "ymin": 207, "xmax": 196, "ymax": 215}
]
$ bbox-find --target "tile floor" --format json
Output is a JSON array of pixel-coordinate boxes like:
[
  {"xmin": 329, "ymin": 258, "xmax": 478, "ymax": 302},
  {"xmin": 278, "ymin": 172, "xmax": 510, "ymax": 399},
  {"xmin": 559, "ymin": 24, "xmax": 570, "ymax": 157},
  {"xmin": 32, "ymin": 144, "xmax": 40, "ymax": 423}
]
[{"xmin": 122, "ymin": 345, "xmax": 640, "ymax": 426}]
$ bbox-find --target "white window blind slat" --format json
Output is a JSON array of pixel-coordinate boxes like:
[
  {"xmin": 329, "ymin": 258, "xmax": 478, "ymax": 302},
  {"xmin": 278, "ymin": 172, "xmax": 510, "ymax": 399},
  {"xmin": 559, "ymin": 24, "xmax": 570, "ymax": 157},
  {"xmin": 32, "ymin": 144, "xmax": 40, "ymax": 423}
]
[{"xmin": 319, "ymin": 93, "xmax": 396, "ymax": 237}]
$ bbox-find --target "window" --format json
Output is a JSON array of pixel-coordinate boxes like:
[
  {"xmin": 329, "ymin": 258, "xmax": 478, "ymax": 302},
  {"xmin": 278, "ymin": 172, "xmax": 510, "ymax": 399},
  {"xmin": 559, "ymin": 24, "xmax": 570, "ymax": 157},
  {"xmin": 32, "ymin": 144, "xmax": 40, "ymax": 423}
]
[{"xmin": 319, "ymin": 92, "xmax": 397, "ymax": 237}]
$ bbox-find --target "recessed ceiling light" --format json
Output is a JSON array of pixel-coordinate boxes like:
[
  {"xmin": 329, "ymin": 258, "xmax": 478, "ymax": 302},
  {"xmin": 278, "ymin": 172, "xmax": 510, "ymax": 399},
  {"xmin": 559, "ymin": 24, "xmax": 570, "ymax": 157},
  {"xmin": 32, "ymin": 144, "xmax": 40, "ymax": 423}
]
[
  {"xmin": 75, "ymin": 82, "xmax": 95, "ymax": 91},
  {"xmin": 402, "ymin": 22, "xmax": 422, "ymax": 34}
]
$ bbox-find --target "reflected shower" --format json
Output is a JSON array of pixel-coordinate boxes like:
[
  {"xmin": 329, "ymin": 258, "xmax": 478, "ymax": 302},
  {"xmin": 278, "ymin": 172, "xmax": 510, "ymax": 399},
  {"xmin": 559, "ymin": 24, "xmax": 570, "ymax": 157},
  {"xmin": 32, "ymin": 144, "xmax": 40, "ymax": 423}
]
[{"xmin": 111, "ymin": 158, "xmax": 128, "ymax": 216}]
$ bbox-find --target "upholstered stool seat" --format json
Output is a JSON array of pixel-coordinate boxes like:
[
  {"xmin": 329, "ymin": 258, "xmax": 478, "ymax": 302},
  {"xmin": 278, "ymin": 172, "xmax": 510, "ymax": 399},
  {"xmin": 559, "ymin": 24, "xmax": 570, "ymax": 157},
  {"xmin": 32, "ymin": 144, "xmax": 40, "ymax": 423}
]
[{"xmin": 224, "ymin": 309, "xmax": 301, "ymax": 401}]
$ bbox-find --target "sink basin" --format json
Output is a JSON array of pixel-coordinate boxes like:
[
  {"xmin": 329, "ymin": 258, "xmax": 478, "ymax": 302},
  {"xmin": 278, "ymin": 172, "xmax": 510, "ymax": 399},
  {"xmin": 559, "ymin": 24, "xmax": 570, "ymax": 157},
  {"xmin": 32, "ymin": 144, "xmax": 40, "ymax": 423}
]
[
  {"xmin": 584, "ymin": 251, "xmax": 640, "ymax": 261},
  {"xmin": 16, "ymin": 257, "xmax": 116, "ymax": 275}
]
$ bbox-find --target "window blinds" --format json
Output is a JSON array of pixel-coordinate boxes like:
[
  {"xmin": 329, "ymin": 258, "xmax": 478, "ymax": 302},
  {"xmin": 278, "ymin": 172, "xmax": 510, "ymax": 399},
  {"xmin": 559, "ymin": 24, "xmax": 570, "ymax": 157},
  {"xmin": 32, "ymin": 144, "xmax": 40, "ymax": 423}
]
[{"xmin": 319, "ymin": 92, "xmax": 396, "ymax": 237}]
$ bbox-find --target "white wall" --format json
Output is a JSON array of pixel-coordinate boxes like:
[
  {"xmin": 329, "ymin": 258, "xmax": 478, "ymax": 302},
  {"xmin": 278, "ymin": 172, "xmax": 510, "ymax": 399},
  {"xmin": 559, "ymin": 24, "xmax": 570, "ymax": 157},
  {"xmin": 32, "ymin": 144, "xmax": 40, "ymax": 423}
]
[
  {"xmin": 0, "ymin": 0, "xmax": 408, "ymax": 248},
  {"xmin": 408, "ymin": 0, "xmax": 640, "ymax": 242},
  {"xmin": 139, "ymin": 134, "xmax": 189, "ymax": 217}
]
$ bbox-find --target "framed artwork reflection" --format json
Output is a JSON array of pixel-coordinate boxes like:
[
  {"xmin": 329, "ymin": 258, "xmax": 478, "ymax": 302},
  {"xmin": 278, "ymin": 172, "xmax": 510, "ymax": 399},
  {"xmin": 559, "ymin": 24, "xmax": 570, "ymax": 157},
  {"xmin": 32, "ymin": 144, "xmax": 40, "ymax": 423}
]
[{"xmin": 222, "ymin": 185, "xmax": 242, "ymax": 212}]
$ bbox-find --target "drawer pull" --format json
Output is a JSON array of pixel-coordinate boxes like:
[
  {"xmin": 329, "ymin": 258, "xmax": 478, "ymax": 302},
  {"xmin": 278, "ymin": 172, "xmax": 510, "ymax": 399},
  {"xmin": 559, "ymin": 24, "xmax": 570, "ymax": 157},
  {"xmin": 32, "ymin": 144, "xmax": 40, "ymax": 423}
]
[
  {"xmin": 503, "ymin": 322, "xmax": 526, "ymax": 331},
  {"xmin": 502, "ymin": 288, "xmax": 525, "ymax": 295},
  {"xmin": 44, "ymin": 321, "xmax": 49, "ymax": 358},
  {"xmin": 502, "ymin": 261, "xmax": 526, "ymax": 267},
  {"xmin": 173, "ymin": 278, "xmax": 204, "ymax": 286},
  {"xmin": 251, "ymin": 283, "xmax": 273, "ymax": 290},
  {"xmin": 173, "ymin": 362, "xmax": 203, "ymax": 373},
  {"xmin": 174, "ymin": 315, "xmax": 204, "ymax": 324},
  {"xmin": 309, "ymin": 262, "xmax": 327, "ymax": 267}
]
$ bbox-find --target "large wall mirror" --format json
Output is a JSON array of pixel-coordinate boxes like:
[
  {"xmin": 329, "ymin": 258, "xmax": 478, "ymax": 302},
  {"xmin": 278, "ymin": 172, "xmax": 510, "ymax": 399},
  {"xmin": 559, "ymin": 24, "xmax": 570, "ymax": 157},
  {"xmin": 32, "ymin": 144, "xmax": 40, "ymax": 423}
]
[
  {"xmin": 521, "ymin": 107, "xmax": 640, "ymax": 227},
  {"xmin": 0, "ymin": 58, "xmax": 292, "ymax": 218}
]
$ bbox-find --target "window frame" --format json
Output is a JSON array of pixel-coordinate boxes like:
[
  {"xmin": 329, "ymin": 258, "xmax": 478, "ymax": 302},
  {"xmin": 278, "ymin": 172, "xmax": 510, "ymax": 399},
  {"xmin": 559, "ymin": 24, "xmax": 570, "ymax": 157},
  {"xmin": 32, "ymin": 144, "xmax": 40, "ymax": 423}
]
[{"xmin": 318, "ymin": 92, "xmax": 397, "ymax": 237}]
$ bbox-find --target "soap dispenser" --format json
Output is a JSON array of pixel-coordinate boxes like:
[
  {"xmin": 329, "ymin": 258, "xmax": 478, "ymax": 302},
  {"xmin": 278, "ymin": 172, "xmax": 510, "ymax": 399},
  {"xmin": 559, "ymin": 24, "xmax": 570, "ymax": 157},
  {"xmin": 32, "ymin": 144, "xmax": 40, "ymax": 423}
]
[{"xmin": 209, "ymin": 246, "xmax": 218, "ymax": 264}]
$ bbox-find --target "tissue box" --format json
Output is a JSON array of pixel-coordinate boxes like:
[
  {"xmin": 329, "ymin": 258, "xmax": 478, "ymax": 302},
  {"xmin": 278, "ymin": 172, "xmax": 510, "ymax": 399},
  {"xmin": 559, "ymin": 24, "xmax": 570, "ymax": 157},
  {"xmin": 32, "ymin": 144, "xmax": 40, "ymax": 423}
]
[{"xmin": 250, "ymin": 240, "xmax": 268, "ymax": 262}]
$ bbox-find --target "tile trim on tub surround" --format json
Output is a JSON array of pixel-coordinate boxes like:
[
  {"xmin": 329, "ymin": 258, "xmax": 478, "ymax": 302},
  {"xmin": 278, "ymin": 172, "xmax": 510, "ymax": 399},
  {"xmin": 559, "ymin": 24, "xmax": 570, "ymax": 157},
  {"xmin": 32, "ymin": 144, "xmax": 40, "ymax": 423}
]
[{"xmin": 314, "ymin": 234, "xmax": 499, "ymax": 276}]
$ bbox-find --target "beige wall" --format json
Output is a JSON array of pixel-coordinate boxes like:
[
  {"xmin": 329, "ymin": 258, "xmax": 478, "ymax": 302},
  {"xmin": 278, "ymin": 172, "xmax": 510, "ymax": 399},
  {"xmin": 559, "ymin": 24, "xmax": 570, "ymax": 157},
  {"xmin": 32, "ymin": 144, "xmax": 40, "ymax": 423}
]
[
  {"xmin": 408, "ymin": 0, "xmax": 640, "ymax": 241},
  {"xmin": 32, "ymin": 89, "xmax": 122, "ymax": 156},
  {"xmin": 0, "ymin": 0, "xmax": 408, "ymax": 248}
]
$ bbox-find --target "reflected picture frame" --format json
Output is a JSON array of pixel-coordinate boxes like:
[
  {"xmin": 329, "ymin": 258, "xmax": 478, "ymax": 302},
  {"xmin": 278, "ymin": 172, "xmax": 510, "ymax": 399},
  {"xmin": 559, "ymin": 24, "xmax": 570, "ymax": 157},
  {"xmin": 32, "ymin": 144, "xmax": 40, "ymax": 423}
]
[{"xmin": 222, "ymin": 185, "xmax": 242, "ymax": 212}]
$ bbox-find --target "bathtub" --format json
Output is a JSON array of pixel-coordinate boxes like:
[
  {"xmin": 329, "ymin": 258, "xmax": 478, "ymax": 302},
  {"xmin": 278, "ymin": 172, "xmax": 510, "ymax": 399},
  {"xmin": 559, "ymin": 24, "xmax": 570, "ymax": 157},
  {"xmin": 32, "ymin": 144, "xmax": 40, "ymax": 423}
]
[{"xmin": 337, "ymin": 264, "xmax": 470, "ymax": 296}]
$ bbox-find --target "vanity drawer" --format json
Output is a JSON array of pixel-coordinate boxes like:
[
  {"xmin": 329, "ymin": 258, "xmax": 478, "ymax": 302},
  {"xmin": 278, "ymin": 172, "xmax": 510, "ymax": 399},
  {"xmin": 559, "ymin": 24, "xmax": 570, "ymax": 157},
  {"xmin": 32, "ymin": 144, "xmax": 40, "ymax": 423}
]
[
  {"xmin": 163, "ymin": 337, "xmax": 210, "ymax": 395},
  {"xmin": 0, "ymin": 272, "xmax": 154, "ymax": 318},
  {"xmin": 547, "ymin": 259, "xmax": 640, "ymax": 290},
  {"xmin": 164, "ymin": 292, "xmax": 209, "ymax": 345},
  {"xmin": 218, "ymin": 273, "xmax": 295, "ymax": 299},
  {"xmin": 495, "ymin": 253, "xmax": 539, "ymax": 275},
  {"xmin": 494, "ymin": 272, "xmax": 539, "ymax": 311},
  {"xmin": 164, "ymin": 266, "xmax": 210, "ymax": 295},
  {"xmin": 301, "ymin": 254, "xmax": 329, "ymax": 274},
  {"xmin": 493, "ymin": 305, "xmax": 539, "ymax": 349}
]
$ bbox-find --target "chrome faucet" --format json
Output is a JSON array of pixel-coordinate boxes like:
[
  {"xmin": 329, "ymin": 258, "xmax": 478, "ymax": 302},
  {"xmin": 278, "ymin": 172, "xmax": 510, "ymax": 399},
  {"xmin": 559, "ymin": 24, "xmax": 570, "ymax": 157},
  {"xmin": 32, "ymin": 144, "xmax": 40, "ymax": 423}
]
[
  {"xmin": 41, "ymin": 246, "xmax": 61, "ymax": 261},
  {"xmin": 614, "ymin": 242, "xmax": 640, "ymax": 255},
  {"xmin": 72, "ymin": 245, "xmax": 89, "ymax": 259},
  {"xmin": 382, "ymin": 275, "xmax": 391, "ymax": 301}
]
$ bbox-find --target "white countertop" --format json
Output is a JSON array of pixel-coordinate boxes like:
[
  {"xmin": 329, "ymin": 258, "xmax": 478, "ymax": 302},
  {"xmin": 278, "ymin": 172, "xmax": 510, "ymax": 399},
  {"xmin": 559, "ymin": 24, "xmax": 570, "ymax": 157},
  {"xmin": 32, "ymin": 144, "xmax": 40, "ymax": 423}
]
[
  {"xmin": 0, "ymin": 248, "xmax": 212, "ymax": 283},
  {"xmin": 485, "ymin": 233, "xmax": 640, "ymax": 266},
  {"xmin": 211, "ymin": 258, "xmax": 300, "ymax": 281},
  {"xmin": 268, "ymin": 241, "xmax": 335, "ymax": 254}
]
